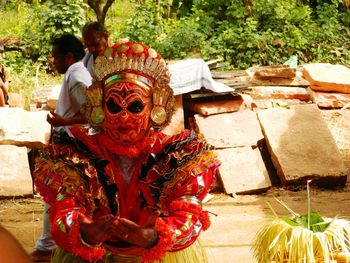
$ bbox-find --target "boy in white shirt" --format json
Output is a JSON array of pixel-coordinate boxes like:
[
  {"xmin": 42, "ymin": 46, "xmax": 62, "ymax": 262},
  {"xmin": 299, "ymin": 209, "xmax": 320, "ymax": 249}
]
[{"xmin": 31, "ymin": 34, "xmax": 91, "ymax": 262}]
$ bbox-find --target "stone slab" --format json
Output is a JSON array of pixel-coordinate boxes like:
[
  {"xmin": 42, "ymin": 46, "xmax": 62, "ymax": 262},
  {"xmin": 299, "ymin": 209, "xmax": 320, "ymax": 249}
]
[
  {"xmin": 309, "ymin": 88, "xmax": 350, "ymax": 109},
  {"xmin": 194, "ymin": 110, "xmax": 264, "ymax": 148},
  {"xmin": 0, "ymin": 107, "xmax": 51, "ymax": 149},
  {"xmin": 31, "ymin": 85, "xmax": 60, "ymax": 104},
  {"xmin": 202, "ymin": 198, "xmax": 266, "ymax": 263},
  {"xmin": 321, "ymin": 109, "xmax": 350, "ymax": 169},
  {"xmin": 303, "ymin": 63, "xmax": 350, "ymax": 93},
  {"xmin": 185, "ymin": 96, "xmax": 244, "ymax": 116},
  {"xmin": 250, "ymin": 76, "xmax": 310, "ymax": 87},
  {"xmin": 252, "ymin": 99, "xmax": 308, "ymax": 110},
  {"xmin": 47, "ymin": 84, "xmax": 61, "ymax": 110},
  {"xmin": 0, "ymin": 145, "xmax": 33, "ymax": 197},
  {"xmin": 214, "ymin": 147, "xmax": 271, "ymax": 194},
  {"xmin": 162, "ymin": 94, "xmax": 184, "ymax": 136},
  {"xmin": 252, "ymin": 65, "xmax": 296, "ymax": 79},
  {"xmin": 8, "ymin": 92, "xmax": 25, "ymax": 108},
  {"xmin": 249, "ymin": 86, "xmax": 311, "ymax": 101},
  {"xmin": 257, "ymin": 104, "xmax": 347, "ymax": 186}
]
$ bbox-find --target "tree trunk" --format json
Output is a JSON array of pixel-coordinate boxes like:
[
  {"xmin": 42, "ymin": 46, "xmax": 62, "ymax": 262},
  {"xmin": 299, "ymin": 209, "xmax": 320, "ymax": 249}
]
[
  {"xmin": 157, "ymin": 0, "xmax": 161, "ymax": 20},
  {"xmin": 87, "ymin": 0, "xmax": 115, "ymax": 26},
  {"xmin": 166, "ymin": 0, "xmax": 171, "ymax": 18}
]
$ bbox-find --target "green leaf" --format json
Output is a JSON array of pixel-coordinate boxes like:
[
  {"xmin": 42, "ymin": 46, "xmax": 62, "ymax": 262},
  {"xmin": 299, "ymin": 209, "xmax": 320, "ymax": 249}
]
[{"xmin": 285, "ymin": 211, "xmax": 332, "ymax": 232}]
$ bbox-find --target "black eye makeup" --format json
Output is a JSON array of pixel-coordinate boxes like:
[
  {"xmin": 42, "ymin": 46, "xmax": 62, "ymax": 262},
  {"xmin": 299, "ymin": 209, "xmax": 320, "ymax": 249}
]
[
  {"xmin": 106, "ymin": 98, "xmax": 122, "ymax": 114},
  {"xmin": 127, "ymin": 100, "xmax": 145, "ymax": 113},
  {"xmin": 106, "ymin": 98, "xmax": 145, "ymax": 114}
]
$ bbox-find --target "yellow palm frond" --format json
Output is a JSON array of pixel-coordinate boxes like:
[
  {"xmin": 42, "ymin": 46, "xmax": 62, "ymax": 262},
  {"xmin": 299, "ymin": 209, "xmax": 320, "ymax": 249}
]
[{"xmin": 252, "ymin": 218, "xmax": 350, "ymax": 263}]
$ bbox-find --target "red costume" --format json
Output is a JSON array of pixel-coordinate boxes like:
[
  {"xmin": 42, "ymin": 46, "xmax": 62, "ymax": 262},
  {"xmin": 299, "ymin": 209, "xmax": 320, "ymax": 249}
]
[{"xmin": 33, "ymin": 40, "xmax": 220, "ymax": 263}]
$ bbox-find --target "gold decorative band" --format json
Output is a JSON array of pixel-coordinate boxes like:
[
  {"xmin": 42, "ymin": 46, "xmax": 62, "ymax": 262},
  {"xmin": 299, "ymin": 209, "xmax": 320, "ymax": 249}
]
[{"xmin": 104, "ymin": 73, "xmax": 154, "ymax": 92}]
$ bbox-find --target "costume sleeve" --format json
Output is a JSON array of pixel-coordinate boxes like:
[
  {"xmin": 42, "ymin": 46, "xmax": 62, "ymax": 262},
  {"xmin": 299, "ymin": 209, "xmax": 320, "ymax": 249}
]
[
  {"xmin": 33, "ymin": 147, "xmax": 106, "ymax": 262},
  {"xmin": 141, "ymin": 131, "xmax": 220, "ymax": 261}
]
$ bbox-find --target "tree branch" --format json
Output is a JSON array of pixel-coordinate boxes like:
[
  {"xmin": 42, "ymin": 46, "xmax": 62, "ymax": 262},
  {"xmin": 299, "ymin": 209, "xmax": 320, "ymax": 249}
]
[{"xmin": 101, "ymin": 0, "xmax": 114, "ymax": 25}]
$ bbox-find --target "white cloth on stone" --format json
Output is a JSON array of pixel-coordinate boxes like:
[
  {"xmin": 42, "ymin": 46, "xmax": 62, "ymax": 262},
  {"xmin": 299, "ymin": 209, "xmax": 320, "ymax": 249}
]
[{"xmin": 168, "ymin": 58, "xmax": 233, "ymax": 95}]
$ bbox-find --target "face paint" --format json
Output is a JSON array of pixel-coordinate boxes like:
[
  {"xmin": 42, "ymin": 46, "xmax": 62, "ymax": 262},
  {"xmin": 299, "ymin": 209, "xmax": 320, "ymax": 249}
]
[{"xmin": 103, "ymin": 81, "xmax": 152, "ymax": 145}]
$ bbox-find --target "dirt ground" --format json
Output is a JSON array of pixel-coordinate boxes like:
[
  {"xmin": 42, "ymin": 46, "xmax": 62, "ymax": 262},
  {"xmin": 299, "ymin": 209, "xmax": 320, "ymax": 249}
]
[
  {"xmin": 0, "ymin": 109, "xmax": 349, "ymax": 263},
  {"xmin": 1, "ymin": 185, "xmax": 350, "ymax": 263}
]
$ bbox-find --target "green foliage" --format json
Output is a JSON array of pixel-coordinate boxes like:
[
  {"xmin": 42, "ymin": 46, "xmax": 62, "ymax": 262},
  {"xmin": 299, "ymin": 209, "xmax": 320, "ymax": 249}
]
[
  {"xmin": 122, "ymin": 2, "xmax": 163, "ymax": 44},
  {"xmin": 154, "ymin": 17, "xmax": 208, "ymax": 59},
  {"xmin": 3, "ymin": 51, "xmax": 37, "ymax": 109},
  {"xmin": 282, "ymin": 211, "xmax": 333, "ymax": 232},
  {"xmin": 1, "ymin": 0, "xmax": 86, "ymax": 108},
  {"xmin": 2, "ymin": 0, "xmax": 350, "ymax": 111},
  {"xmin": 0, "ymin": 3, "xmax": 29, "ymax": 38},
  {"xmin": 198, "ymin": 0, "xmax": 350, "ymax": 68},
  {"xmin": 120, "ymin": 0, "xmax": 350, "ymax": 68},
  {"xmin": 121, "ymin": 2, "xmax": 212, "ymax": 59},
  {"xmin": 22, "ymin": 0, "xmax": 87, "ymax": 65},
  {"xmin": 105, "ymin": 1, "xmax": 136, "ymax": 41}
]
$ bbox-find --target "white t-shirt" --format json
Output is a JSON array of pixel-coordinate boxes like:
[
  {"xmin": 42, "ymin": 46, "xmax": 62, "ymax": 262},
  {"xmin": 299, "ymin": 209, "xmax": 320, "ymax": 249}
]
[{"xmin": 55, "ymin": 61, "xmax": 92, "ymax": 135}]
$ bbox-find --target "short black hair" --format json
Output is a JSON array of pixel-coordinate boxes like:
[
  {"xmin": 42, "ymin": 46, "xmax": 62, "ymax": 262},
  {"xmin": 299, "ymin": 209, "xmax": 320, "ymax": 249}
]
[
  {"xmin": 82, "ymin": 22, "xmax": 107, "ymax": 37},
  {"xmin": 52, "ymin": 34, "xmax": 85, "ymax": 61}
]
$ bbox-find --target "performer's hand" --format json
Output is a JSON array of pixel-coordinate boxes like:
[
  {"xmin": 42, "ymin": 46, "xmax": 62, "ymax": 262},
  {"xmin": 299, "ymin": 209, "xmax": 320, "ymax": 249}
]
[
  {"xmin": 79, "ymin": 214, "xmax": 115, "ymax": 246},
  {"xmin": 114, "ymin": 211, "xmax": 160, "ymax": 248},
  {"xmin": 47, "ymin": 111, "xmax": 67, "ymax": 127}
]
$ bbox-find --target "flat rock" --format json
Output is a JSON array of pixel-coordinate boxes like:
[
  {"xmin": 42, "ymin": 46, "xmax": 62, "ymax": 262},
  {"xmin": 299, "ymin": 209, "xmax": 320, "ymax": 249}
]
[
  {"xmin": 214, "ymin": 147, "xmax": 271, "ymax": 195},
  {"xmin": 46, "ymin": 85, "xmax": 61, "ymax": 110},
  {"xmin": 185, "ymin": 95, "xmax": 245, "ymax": 116},
  {"xmin": 252, "ymin": 65, "xmax": 296, "ymax": 79},
  {"xmin": 303, "ymin": 63, "xmax": 350, "ymax": 93},
  {"xmin": 321, "ymin": 109, "xmax": 350, "ymax": 168},
  {"xmin": 257, "ymin": 104, "xmax": 347, "ymax": 186},
  {"xmin": 250, "ymin": 76, "xmax": 310, "ymax": 87},
  {"xmin": 309, "ymin": 88, "xmax": 350, "ymax": 108},
  {"xmin": 194, "ymin": 110, "xmax": 263, "ymax": 148},
  {"xmin": 8, "ymin": 92, "xmax": 25, "ymax": 108},
  {"xmin": 249, "ymin": 86, "xmax": 311, "ymax": 101},
  {"xmin": 252, "ymin": 99, "xmax": 308, "ymax": 110},
  {"xmin": 0, "ymin": 107, "xmax": 51, "ymax": 149},
  {"xmin": 0, "ymin": 145, "xmax": 33, "ymax": 197}
]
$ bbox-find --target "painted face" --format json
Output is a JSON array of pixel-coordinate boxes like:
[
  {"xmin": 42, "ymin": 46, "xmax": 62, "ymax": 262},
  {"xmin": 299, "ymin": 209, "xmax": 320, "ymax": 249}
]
[{"xmin": 103, "ymin": 81, "xmax": 152, "ymax": 145}]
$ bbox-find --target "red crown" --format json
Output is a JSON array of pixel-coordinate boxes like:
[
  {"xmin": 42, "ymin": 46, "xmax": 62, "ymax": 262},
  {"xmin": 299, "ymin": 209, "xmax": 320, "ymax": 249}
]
[{"xmin": 93, "ymin": 38, "xmax": 170, "ymax": 90}]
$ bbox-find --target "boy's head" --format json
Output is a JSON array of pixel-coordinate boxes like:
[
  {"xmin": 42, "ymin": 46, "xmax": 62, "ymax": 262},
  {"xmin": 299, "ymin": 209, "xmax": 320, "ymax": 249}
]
[{"xmin": 52, "ymin": 34, "xmax": 85, "ymax": 74}]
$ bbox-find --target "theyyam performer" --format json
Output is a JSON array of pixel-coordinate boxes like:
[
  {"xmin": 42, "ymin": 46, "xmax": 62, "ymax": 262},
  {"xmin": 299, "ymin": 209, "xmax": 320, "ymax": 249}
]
[{"xmin": 33, "ymin": 39, "xmax": 220, "ymax": 263}]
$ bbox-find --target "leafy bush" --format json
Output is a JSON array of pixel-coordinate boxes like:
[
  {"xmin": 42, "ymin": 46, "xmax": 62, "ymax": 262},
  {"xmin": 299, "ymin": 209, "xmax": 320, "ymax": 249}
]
[{"xmin": 22, "ymin": 0, "xmax": 87, "ymax": 66}]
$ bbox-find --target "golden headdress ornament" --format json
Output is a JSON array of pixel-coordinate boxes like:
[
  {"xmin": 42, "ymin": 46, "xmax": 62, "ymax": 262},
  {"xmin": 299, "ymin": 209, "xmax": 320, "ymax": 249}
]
[{"xmin": 83, "ymin": 38, "xmax": 174, "ymax": 130}]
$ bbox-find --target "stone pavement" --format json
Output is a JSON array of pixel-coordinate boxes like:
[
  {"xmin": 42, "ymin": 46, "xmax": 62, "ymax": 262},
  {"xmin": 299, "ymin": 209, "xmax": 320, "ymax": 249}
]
[{"xmin": 202, "ymin": 194, "xmax": 264, "ymax": 263}]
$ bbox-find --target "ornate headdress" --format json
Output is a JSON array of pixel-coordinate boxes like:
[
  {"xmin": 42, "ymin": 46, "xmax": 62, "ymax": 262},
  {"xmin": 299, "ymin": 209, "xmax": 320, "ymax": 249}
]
[{"xmin": 83, "ymin": 39, "xmax": 174, "ymax": 130}]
